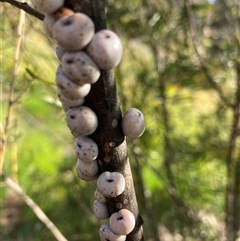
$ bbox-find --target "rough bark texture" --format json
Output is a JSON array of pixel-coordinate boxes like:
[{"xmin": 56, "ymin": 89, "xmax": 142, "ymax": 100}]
[{"xmin": 64, "ymin": 0, "xmax": 144, "ymax": 240}]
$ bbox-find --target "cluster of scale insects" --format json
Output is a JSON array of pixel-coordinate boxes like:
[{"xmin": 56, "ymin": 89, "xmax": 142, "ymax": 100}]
[{"xmin": 30, "ymin": 0, "xmax": 146, "ymax": 239}]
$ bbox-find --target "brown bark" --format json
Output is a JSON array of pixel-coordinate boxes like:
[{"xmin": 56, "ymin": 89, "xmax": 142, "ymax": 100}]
[
  {"xmin": 64, "ymin": 1, "xmax": 144, "ymax": 240},
  {"xmin": 225, "ymin": 58, "xmax": 240, "ymax": 241}
]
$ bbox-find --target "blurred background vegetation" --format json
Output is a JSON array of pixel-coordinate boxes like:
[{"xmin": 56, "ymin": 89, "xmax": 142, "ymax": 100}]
[{"xmin": 1, "ymin": 0, "xmax": 239, "ymax": 240}]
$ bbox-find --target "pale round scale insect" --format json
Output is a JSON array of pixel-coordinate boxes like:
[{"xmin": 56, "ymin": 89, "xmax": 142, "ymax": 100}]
[
  {"xmin": 97, "ymin": 171, "xmax": 125, "ymax": 198},
  {"xmin": 56, "ymin": 67, "xmax": 91, "ymax": 100},
  {"xmin": 93, "ymin": 200, "xmax": 109, "ymax": 219},
  {"xmin": 66, "ymin": 106, "xmax": 98, "ymax": 137},
  {"xmin": 53, "ymin": 13, "xmax": 95, "ymax": 51},
  {"xmin": 121, "ymin": 108, "xmax": 145, "ymax": 138},
  {"xmin": 86, "ymin": 29, "xmax": 123, "ymax": 70},
  {"xmin": 30, "ymin": 0, "xmax": 64, "ymax": 14},
  {"xmin": 57, "ymin": 91, "xmax": 85, "ymax": 108},
  {"xmin": 76, "ymin": 158, "xmax": 98, "ymax": 181},
  {"xmin": 109, "ymin": 209, "xmax": 135, "ymax": 235},
  {"xmin": 99, "ymin": 223, "xmax": 126, "ymax": 241},
  {"xmin": 61, "ymin": 51, "xmax": 100, "ymax": 85},
  {"xmin": 74, "ymin": 136, "xmax": 98, "ymax": 163},
  {"xmin": 94, "ymin": 189, "xmax": 107, "ymax": 203},
  {"xmin": 43, "ymin": 7, "xmax": 74, "ymax": 38}
]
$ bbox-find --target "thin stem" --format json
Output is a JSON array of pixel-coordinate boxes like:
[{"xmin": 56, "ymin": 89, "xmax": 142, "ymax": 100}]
[
  {"xmin": 0, "ymin": 8, "xmax": 25, "ymax": 174},
  {"xmin": 0, "ymin": 0, "xmax": 44, "ymax": 20},
  {"xmin": 11, "ymin": 113, "xmax": 19, "ymax": 183},
  {"xmin": 225, "ymin": 59, "xmax": 240, "ymax": 241},
  {"xmin": 4, "ymin": 175, "xmax": 68, "ymax": 241}
]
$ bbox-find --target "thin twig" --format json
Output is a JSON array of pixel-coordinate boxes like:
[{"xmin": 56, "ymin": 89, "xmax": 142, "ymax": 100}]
[
  {"xmin": 11, "ymin": 108, "xmax": 20, "ymax": 183},
  {"xmin": 3, "ymin": 175, "xmax": 68, "ymax": 241},
  {"xmin": 0, "ymin": 0, "xmax": 44, "ymax": 20},
  {"xmin": 0, "ymin": 8, "xmax": 25, "ymax": 173},
  {"xmin": 184, "ymin": 0, "xmax": 233, "ymax": 108},
  {"xmin": 7, "ymin": 8, "xmax": 25, "ymax": 134},
  {"xmin": 225, "ymin": 58, "xmax": 240, "ymax": 241}
]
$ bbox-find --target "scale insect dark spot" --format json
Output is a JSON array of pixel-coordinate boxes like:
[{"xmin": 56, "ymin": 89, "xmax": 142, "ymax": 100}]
[
  {"xmin": 117, "ymin": 216, "xmax": 124, "ymax": 221},
  {"xmin": 107, "ymin": 179, "xmax": 114, "ymax": 183},
  {"xmin": 63, "ymin": 20, "xmax": 72, "ymax": 26},
  {"xmin": 67, "ymin": 59, "xmax": 73, "ymax": 64}
]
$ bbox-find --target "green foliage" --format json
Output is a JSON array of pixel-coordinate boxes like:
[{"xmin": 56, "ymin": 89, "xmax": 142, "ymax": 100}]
[{"xmin": 1, "ymin": 0, "xmax": 239, "ymax": 240}]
